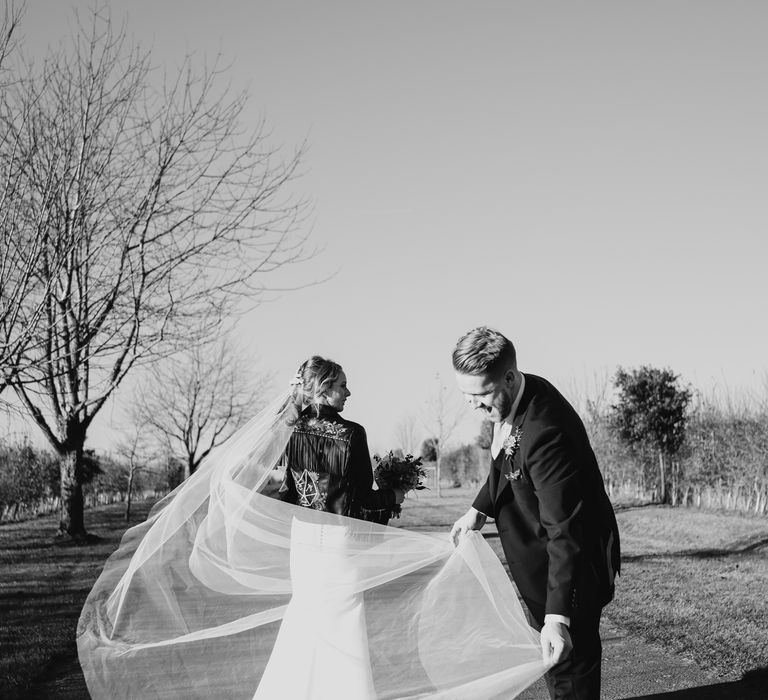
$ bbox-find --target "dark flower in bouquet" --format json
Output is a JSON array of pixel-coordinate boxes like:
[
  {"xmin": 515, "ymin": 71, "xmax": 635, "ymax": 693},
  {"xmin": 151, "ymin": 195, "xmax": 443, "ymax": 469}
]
[{"xmin": 372, "ymin": 451, "xmax": 428, "ymax": 519}]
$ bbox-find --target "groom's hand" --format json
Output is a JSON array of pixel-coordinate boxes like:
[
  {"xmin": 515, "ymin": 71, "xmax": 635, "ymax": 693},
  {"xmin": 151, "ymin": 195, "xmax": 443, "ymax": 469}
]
[
  {"xmin": 540, "ymin": 620, "xmax": 572, "ymax": 666},
  {"xmin": 449, "ymin": 507, "xmax": 487, "ymax": 546}
]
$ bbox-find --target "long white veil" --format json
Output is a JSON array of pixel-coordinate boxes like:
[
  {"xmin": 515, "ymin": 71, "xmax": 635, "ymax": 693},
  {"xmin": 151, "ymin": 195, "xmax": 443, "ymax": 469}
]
[{"xmin": 77, "ymin": 390, "xmax": 548, "ymax": 699}]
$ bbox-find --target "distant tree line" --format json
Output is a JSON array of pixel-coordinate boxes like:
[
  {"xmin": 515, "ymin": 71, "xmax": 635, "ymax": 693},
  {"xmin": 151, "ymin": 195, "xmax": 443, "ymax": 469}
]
[
  {"xmin": 4, "ymin": 363, "xmax": 766, "ymax": 523},
  {"xmin": 416, "ymin": 366, "xmax": 767, "ymax": 517},
  {"xmin": 0, "ymin": 437, "xmax": 184, "ymax": 523},
  {"xmin": 0, "ymin": 332, "xmax": 265, "ymax": 524},
  {"xmin": 587, "ymin": 366, "xmax": 768, "ymax": 515}
]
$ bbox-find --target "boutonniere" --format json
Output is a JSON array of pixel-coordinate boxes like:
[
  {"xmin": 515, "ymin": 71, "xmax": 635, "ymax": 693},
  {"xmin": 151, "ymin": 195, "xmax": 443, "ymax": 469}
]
[{"xmin": 502, "ymin": 426, "xmax": 523, "ymax": 481}]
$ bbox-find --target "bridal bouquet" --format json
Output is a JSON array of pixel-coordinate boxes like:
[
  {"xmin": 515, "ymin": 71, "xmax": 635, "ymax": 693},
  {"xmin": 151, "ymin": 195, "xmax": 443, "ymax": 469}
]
[{"xmin": 372, "ymin": 451, "xmax": 428, "ymax": 519}]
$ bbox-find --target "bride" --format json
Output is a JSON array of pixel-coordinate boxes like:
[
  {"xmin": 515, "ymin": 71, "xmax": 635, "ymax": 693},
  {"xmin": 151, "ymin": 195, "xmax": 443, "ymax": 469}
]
[
  {"xmin": 257, "ymin": 356, "xmax": 404, "ymax": 698},
  {"xmin": 274, "ymin": 356, "xmax": 405, "ymax": 519},
  {"xmin": 77, "ymin": 356, "xmax": 549, "ymax": 699}
]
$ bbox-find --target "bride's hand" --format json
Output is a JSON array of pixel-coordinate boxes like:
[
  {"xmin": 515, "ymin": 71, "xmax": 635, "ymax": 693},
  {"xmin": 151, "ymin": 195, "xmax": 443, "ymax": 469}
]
[{"xmin": 449, "ymin": 507, "xmax": 487, "ymax": 546}]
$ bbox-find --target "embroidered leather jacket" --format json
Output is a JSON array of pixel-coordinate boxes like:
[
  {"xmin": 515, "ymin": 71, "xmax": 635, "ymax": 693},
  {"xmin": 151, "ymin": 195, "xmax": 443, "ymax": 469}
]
[{"xmin": 277, "ymin": 405, "xmax": 396, "ymax": 518}]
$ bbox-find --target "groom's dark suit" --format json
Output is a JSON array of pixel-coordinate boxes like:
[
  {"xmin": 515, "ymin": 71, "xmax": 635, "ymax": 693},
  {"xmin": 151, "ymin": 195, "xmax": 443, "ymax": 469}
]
[{"xmin": 473, "ymin": 373, "xmax": 620, "ymax": 699}]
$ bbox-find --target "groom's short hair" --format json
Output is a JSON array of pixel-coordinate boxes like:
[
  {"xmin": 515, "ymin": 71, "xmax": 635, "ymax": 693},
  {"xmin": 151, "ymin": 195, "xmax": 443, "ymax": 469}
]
[{"xmin": 452, "ymin": 327, "xmax": 516, "ymax": 378}]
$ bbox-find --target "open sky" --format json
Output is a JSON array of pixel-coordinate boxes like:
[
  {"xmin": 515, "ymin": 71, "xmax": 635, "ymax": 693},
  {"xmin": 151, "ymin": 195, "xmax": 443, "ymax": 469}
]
[{"xmin": 17, "ymin": 1, "xmax": 768, "ymax": 453}]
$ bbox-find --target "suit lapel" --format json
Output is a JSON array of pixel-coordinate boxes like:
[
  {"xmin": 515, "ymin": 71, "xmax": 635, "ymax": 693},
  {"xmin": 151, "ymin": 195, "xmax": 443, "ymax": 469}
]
[
  {"xmin": 495, "ymin": 446, "xmax": 514, "ymax": 501},
  {"xmin": 494, "ymin": 375, "xmax": 537, "ymax": 502}
]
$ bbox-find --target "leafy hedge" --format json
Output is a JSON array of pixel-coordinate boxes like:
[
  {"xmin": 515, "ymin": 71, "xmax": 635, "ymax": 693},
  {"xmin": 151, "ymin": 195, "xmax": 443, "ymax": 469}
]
[{"xmin": 0, "ymin": 441, "xmax": 59, "ymax": 518}]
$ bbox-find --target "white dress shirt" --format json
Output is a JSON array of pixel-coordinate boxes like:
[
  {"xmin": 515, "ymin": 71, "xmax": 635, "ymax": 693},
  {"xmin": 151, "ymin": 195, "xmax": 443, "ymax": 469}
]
[{"xmin": 490, "ymin": 373, "xmax": 526, "ymax": 459}]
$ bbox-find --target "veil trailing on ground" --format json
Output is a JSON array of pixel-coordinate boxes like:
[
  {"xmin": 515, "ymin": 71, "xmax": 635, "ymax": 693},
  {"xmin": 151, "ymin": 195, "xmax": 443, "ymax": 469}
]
[{"xmin": 77, "ymin": 389, "xmax": 549, "ymax": 699}]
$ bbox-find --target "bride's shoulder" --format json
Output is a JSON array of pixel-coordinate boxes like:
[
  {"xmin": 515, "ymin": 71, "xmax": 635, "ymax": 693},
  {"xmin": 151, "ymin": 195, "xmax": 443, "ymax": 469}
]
[
  {"xmin": 294, "ymin": 412, "xmax": 359, "ymax": 441},
  {"xmin": 336, "ymin": 415, "xmax": 366, "ymax": 436}
]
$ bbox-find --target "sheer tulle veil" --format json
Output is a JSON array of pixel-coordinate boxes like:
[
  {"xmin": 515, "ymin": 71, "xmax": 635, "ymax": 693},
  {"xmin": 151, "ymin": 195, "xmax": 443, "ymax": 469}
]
[{"xmin": 77, "ymin": 388, "xmax": 549, "ymax": 699}]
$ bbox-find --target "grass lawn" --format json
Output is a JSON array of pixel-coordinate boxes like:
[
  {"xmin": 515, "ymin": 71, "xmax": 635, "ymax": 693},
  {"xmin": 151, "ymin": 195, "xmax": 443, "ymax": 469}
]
[
  {"xmin": 399, "ymin": 491, "xmax": 768, "ymax": 680},
  {"xmin": 608, "ymin": 506, "xmax": 768, "ymax": 680},
  {"xmin": 0, "ymin": 501, "xmax": 155, "ymax": 700},
  {"xmin": 392, "ymin": 484, "xmax": 478, "ymax": 529},
  {"xmin": 2, "ymin": 489, "xmax": 767, "ymax": 698}
]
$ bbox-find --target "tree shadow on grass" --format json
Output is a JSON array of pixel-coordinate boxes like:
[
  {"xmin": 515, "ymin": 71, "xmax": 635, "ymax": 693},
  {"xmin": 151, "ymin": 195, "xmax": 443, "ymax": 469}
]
[
  {"xmin": 622, "ymin": 536, "xmax": 768, "ymax": 562},
  {"xmin": 624, "ymin": 667, "xmax": 768, "ymax": 699},
  {"xmin": 614, "ymin": 502, "xmax": 657, "ymax": 513}
]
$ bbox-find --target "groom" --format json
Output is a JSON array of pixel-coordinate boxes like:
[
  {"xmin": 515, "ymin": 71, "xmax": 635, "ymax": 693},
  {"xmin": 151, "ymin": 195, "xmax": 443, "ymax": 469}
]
[{"xmin": 450, "ymin": 327, "xmax": 620, "ymax": 700}]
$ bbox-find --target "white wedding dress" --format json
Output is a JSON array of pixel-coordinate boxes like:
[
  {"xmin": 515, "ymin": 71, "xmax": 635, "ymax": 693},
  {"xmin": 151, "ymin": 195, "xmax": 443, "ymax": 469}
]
[
  {"xmin": 77, "ymin": 390, "xmax": 550, "ymax": 699},
  {"xmin": 253, "ymin": 518, "xmax": 376, "ymax": 699}
]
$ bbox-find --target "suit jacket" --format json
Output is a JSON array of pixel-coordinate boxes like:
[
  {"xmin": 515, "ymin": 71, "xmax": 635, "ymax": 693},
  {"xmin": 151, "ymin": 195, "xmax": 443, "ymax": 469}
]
[
  {"xmin": 278, "ymin": 405, "xmax": 396, "ymax": 518},
  {"xmin": 473, "ymin": 374, "xmax": 620, "ymax": 619}
]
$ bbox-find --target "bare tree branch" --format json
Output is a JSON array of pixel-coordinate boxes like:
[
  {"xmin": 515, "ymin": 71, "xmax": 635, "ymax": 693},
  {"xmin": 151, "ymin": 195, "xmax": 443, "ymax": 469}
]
[
  {"xmin": 392, "ymin": 414, "xmax": 422, "ymax": 457},
  {"xmin": 132, "ymin": 333, "xmax": 270, "ymax": 479},
  {"xmin": 0, "ymin": 1, "xmax": 60, "ymax": 394},
  {"xmin": 422, "ymin": 374, "xmax": 467, "ymax": 498},
  {"xmin": 113, "ymin": 413, "xmax": 156, "ymax": 522}
]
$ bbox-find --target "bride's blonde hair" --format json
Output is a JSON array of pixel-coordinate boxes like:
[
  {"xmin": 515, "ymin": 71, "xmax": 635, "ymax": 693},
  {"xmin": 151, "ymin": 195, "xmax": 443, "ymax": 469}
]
[{"xmin": 290, "ymin": 355, "xmax": 343, "ymax": 415}]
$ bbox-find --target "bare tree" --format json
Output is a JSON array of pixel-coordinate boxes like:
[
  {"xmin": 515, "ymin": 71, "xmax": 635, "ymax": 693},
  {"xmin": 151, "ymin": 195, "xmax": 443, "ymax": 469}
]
[
  {"xmin": 114, "ymin": 417, "xmax": 154, "ymax": 522},
  {"xmin": 392, "ymin": 414, "xmax": 421, "ymax": 457},
  {"xmin": 0, "ymin": 2, "xmax": 24, "ymax": 90},
  {"xmin": 133, "ymin": 335, "xmax": 268, "ymax": 480},
  {"xmin": 422, "ymin": 374, "xmax": 467, "ymax": 498},
  {"xmin": 0, "ymin": 1, "xmax": 58, "ymax": 395},
  {"xmin": 1, "ymin": 10, "xmax": 310, "ymax": 537},
  {"xmin": 562, "ymin": 369, "xmax": 613, "ymax": 420}
]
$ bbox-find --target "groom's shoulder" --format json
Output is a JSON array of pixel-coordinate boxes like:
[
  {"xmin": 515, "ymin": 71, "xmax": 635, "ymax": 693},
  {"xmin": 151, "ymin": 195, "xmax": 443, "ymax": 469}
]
[
  {"xmin": 524, "ymin": 374, "xmax": 579, "ymax": 423},
  {"xmin": 524, "ymin": 373, "xmax": 560, "ymax": 404}
]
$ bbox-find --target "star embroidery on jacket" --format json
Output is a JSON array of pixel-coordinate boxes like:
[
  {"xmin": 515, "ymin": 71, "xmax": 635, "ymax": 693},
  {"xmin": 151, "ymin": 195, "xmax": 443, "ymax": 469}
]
[
  {"xmin": 502, "ymin": 426, "xmax": 524, "ymax": 481},
  {"xmin": 293, "ymin": 468, "xmax": 327, "ymax": 510}
]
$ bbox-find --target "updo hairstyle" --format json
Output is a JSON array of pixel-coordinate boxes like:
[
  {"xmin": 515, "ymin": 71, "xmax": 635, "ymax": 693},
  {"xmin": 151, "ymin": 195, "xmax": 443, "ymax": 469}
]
[{"xmin": 290, "ymin": 355, "xmax": 343, "ymax": 415}]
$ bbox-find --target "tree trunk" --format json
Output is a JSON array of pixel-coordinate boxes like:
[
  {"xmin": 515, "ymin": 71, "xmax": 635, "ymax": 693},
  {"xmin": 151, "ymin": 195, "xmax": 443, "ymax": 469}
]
[
  {"xmin": 126, "ymin": 468, "xmax": 135, "ymax": 522},
  {"xmin": 658, "ymin": 450, "xmax": 667, "ymax": 504},
  {"xmin": 185, "ymin": 456, "xmax": 194, "ymax": 481},
  {"xmin": 435, "ymin": 449, "xmax": 442, "ymax": 499},
  {"xmin": 670, "ymin": 460, "xmax": 677, "ymax": 506},
  {"xmin": 58, "ymin": 446, "xmax": 87, "ymax": 538}
]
